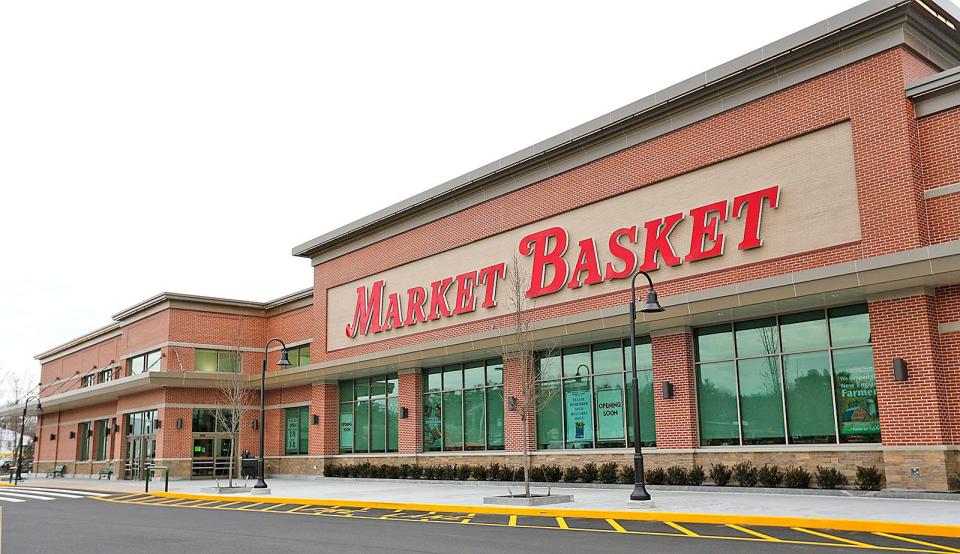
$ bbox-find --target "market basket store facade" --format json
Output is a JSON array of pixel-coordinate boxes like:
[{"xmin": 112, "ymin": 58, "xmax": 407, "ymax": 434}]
[{"xmin": 23, "ymin": 0, "xmax": 960, "ymax": 490}]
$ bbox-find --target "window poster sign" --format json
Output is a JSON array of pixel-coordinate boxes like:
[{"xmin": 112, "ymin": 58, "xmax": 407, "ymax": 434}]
[
  {"xmin": 596, "ymin": 388, "xmax": 625, "ymax": 441},
  {"xmin": 565, "ymin": 384, "xmax": 593, "ymax": 445},
  {"xmin": 423, "ymin": 398, "xmax": 442, "ymax": 450},
  {"xmin": 835, "ymin": 365, "xmax": 880, "ymax": 436},
  {"xmin": 285, "ymin": 415, "xmax": 299, "ymax": 452},
  {"xmin": 339, "ymin": 412, "xmax": 353, "ymax": 450}
]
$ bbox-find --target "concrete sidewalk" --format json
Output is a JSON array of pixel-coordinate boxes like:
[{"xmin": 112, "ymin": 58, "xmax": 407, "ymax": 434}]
[{"xmin": 15, "ymin": 475, "xmax": 960, "ymax": 526}]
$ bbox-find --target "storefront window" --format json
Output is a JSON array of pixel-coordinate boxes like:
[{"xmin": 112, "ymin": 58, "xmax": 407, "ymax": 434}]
[
  {"xmin": 192, "ymin": 409, "xmax": 232, "ymax": 433},
  {"xmin": 94, "ymin": 419, "xmax": 109, "ymax": 461},
  {"xmin": 284, "ymin": 406, "xmax": 309, "ymax": 455},
  {"xmin": 285, "ymin": 344, "xmax": 311, "ymax": 368},
  {"xmin": 422, "ymin": 359, "xmax": 504, "ymax": 452},
  {"xmin": 77, "ymin": 422, "xmax": 91, "ymax": 461},
  {"xmin": 536, "ymin": 338, "xmax": 655, "ymax": 450},
  {"xmin": 339, "ymin": 374, "xmax": 398, "ymax": 453},
  {"xmin": 126, "ymin": 350, "xmax": 161, "ymax": 376},
  {"xmin": 195, "ymin": 349, "xmax": 241, "ymax": 373},
  {"xmin": 694, "ymin": 305, "xmax": 879, "ymax": 446}
]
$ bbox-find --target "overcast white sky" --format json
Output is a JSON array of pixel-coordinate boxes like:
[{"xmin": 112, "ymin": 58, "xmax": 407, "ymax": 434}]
[{"xmin": 0, "ymin": 0, "xmax": 864, "ymax": 397}]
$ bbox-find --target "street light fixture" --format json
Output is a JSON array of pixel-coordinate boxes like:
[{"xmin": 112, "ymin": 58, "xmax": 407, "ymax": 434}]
[
  {"xmin": 12, "ymin": 396, "xmax": 42, "ymax": 485},
  {"xmin": 255, "ymin": 339, "xmax": 291, "ymax": 490},
  {"xmin": 628, "ymin": 269, "xmax": 663, "ymax": 502}
]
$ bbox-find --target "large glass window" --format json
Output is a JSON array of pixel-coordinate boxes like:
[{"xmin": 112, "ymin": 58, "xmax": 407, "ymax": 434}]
[
  {"xmin": 77, "ymin": 422, "xmax": 91, "ymax": 461},
  {"xmin": 98, "ymin": 368, "xmax": 115, "ymax": 385},
  {"xmin": 694, "ymin": 305, "xmax": 879, "ymax": 446},
  {"xmin": 127, "ymin": 350, "xmax": 161, "ymax": 376},
  {"xmin": 195, "ymin": 349, "xmax": 241, "ymax": 373},
  {"xmin": 285, "ymin": 344, "xmax": 311, "ymax": 368},
  {"xmin": 536, "ymin": 339, "xmax": 655, "ymax": 450},
  {"xmin": 192, "ymin": 409, "xmax": 233, "ymax": 433},
  {"xmin": 423, "ymin": 359, "xmax": 504, "ymax": 452},
  {"xmin": 339, "ymin": 374, "xmax": 398, "ymax": 453},
  {"xmin": 284, "ymin": 406, "xmax": 309, "ymax": 455},
  {"xmin": 94, "ymin": 419, "xmax": 109, "ymax": 461}
]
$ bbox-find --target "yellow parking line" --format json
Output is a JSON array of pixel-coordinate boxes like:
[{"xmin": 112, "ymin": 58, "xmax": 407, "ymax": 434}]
[
  {"xmin": 261, "ymin": 503, "xmax": 287, "ymax": 512},
  {"xmin": 555, "ymin": 517, "xmax": 569, "ymax": 530},
  {"xmin": 793, "ymin": 527, "xmax": 875, "ymax": 547},
  {"xmin": 461, "ymin": 513, "xmax": 475, "ymax": 524},
  {"xmin": 874, "ymin": 532, "xmax": 960, "ymax": 553},
  {"xmin": 239, "ymin": 502, "xmax": 264, "ymax": 510},
  {"xmin": 606, "ymin": 519, "xmax": 626, "ymax": 533},
  {"xmin": 508, "ymin": 515, "xmax": 517, "ymax": 527},
  {"xmin": 727, "ymin": 524, "xmax": 781, "ymax": 542},
  {"xmin": 287, "ymin": 505, "xmax": 309, "ymax": 513},
  {"xmin": 665, "ymin": 521, "xmax": 699, "ymax": 536}
]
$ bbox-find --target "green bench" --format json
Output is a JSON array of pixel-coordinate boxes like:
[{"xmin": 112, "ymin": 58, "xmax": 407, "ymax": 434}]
[
  {"xmin": 98, "ymin": 463, "xmax": 114, "ymax": 480},
  {"xmin": 45, "ymin": 465, "xmax": 66, "ymax": 478}
]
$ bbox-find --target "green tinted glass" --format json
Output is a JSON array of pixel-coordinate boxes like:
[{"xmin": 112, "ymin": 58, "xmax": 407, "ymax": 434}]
[
  {"xmin": 832, "ymin": 346, "xmax": 880, "ymax": 443},
  {"xmin": 463, "ymin": 388, "xmax": 485, "ymax": 450},
  {"xmin": 299, "ymin": 346, "xmax": 311, "ymax": 366},
  {"xmin": 593, "ymin": 373, "xmax": 625, "ymax": 446},
  {"xmin": 219, "ymin": 351, "xmax": 240, "ymax": 373},
  {"xmin": 783, "ymin": 351, "xmax": 836, "ymax": 443},
  {"xmin": 631, "ymin": 337, "xmax": 653, "ymax": 370},
  {"xmin": 425, "ymin": 368, "xmax": 442, "ymax": 392},
  {"xmin": 442, "ymin": 365, "xmax": 463, "ymax": 390},
  {"xmin": 696, "ymin": 325, "xmax": 735, "ymax": 362},
  {"xmin": 338, "ymin": 403, "xmax": 353, "ymax": 453},
  {"xmin": 562, "ymin": 345, "xmax": 591, "ymax": 377},
  {"xmin": 780, "ymin": 311, "xmax": 829, "ymax": 353},
  {"xmin": 338, "ymin": 380, "xmax": 353, "ymax": 402},
  {"xmin": 537, "ymin": 353, "xmax": 562, "ymax": 381},
  {"xmin": 486, "ymin": 360, "xmax": 503, "ymax": 385},
  {"xmin": 626, "ymin": 369, "xmax": 656, "ymax": 447},
  {"xmin": 195, "ymin": 350, "xmax": 218, "ymax": 372},
  {"xmin": 355, "ymin": 378, "xmax": 370, "ymax": 401},
  {"xmin": 463, "ymin": 362, "xmax": 484, "ymax": 388},
  {"xmin": 442, "ymin": 391, "xmax": 463, "ymax": 449},
  {"xmin": 737, "ymin": 357, "xmax": 785, "ymax": 444},
  {"xmin": 422, "ymin": 393, "xmax": 442, "ymax": 451},
  {"xmin": 829, "ymin": 305, "xmax": 870, "ymax": 347},
  {"xmin": 387, "ymin": 397, "xmax": 399, "ymax": 452},
  {"xmin": 735, "ymin": 318, "xmax": 779, "ymax": 357},
  {"xmin": 371, "ymin": 376, "xmax": 387, "ymax": 397},
  {"xmin": 536, "ymin": 381, "xmax": 563, "ymax": 449},
  {"xmin": 486, "ymin": 387, "xmax": 504, "ymax": 449},
  {"xmin": 697, "ymin": 361, "xmax": 739, "ymax": 445},
  {"xmin": 564, "ymin": 377, "xmax": 593, "ymax": 448},
  {"xmin": 370, "ymin": 399, "xmax": 386, "ymax": 451},
  {"xmin": 592, "ymin": 341, "xmax": 623, "ymax": 375},
  {"xmin": 386, "ymin": 374, "xmax": 398, "ymax": 397},
  {"xmin": 354, "ymin": 401, "xmax": 369, "ymax": 452}
]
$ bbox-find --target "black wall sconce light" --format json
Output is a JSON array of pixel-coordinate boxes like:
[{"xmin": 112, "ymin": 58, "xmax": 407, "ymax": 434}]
[
  {"xmin": 251, "ymin": 419, "xmax": 259, "ymax": 430},
  {"xmin": 175, "ymin": 418, "xmax": 183, "ymax": 430},
  {"xmin": 49, "ymin": 434, "xmax": 56, "ymax": 441},
  {"xmin": 69, "ymin": 431, "xmax": 76, "ymax": 439},
  {"xmin": 399, "ymin": 407, "xmax": 409, "ymax": 419},
  {"xmin": 662, "ymin": 381, "xmax": 674, "ymax": 399},
  {"xmin": 113, "ymin": 423, "xmax": 120, "ymax": 433},
  {"xmin": 893, "ymin": 358, "xmax": 908, "ymax": 382},
  {"xmin": 312, "ymin": 414, "xmax": 320, "ymax": 425},
  {"xmin": 88, "ymin": 429, "xmax": 94, "ymax": 437},
  {"xmin": 153, "ymin": 419, "xmax": 162, "ymax": 430},
  {"xmin": 507, "ymin": 396, "xmax": 517, "ymax": 412}
]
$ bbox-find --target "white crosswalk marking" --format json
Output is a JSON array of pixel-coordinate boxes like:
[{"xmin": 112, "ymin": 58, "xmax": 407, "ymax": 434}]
[
  {"xmin": 0, "ymin": 486, "xmax": 112, "ymax": 503},
  {"xmin": 12, "ymin": 487, "xmax": 110, "ymax": 497},
  {"xmin": 0, "ymin": 491, "xmax": 55, "ymax": 500},
  {"xmin": 0, "ymin": 496, "xmax": 25, "ymax": 503},
  {"xmin": 8, "ymin": 489, "xmax": 84, "ymax": 499}
]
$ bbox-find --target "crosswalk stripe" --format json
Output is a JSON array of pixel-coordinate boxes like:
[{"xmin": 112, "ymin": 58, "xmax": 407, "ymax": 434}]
[
  {"xmin": 9, "ymin": 489, "xmax": 84, "ymax": 499},
  {"xmin": 13, "ymin": 487, "xmax": 110, "ymax": 497},
  {"xmin": 0, "ymin": 496, "xmax": 25, "ymax": 503},
  {"xmin": 0, "ymin": 491, "xmax": 55, "ymax": 501}
]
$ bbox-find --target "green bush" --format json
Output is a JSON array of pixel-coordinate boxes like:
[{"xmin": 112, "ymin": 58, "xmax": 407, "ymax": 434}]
[
  {"xmin": 323, "ymin": 464, "xmax": 337, "ymax": 477},
  {"xmin": 514, "ymin": 466, "xmax": 524, "ymax": 481},
  {"xmin": 542, "ymin": 465, "xmax": 562, "ymax": 483},
  {"xmin": 500, "ymin": 465, "xmax": 516, "ymax": 481},
  {"xmin": 456, "ymin": 465, "xmax": 473, "ymax": 481},
  {"xmin": 645, "ymin": 467, "xmax": 667, "ymax": 485},
  {"xmin": 732, "ymin": 462, "xmax": 759, "ymax": 487},
  {"xmin": 563, "ymin": 465, "xmax": 581, "ymax": 483},
  {"xmin": 472, "ymin": 465, "xmax": 488, "ymax": 481},
  {"xmin": 618, "ymin": 464, "xmax": 633, "ymax": 484},
  {"xmin": 709, "ymin": 463, "xmax": 732, "ymax": 486},
  {"xmin": 815, "ymin": 466, "xmax": 848, "ymax": 489},
  {"xmin": 855, "ymin": 466, "xmax": 882, "ymax": 491},
  {"xmin": 599, "ymin": 463, "xmax": 619, "ymax": 484},
  {"xmin": 666, "ymin": 466, "xmax": 688, "ymax": 486},
  {"xmin": 488, "ymin": 463, "xmax": 502, "ymax": 481},
  {"xmin": 581, "ymin": 463, "xmax": 599, "ymax": 483},
  {"xmin": 687, "ymin": 465, "xmax": 706, "ymax": 486},
  {"xmin": 782, "ymin": 466, "xmax": 811, "ymax": 488},
  {"xmin": 948, "ymin": 475, "xmax": 960, "ymax": 491},
  {"xmin": 758, "ymin": 465, "xmax": 784, "ymax": 488},
  {"xmin": 530, "ymin": 465, "xmax": 546, "ymax": 482}
]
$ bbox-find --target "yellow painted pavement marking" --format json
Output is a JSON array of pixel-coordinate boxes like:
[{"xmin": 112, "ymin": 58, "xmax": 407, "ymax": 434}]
[
  {"xmin": 461, "ymin": 513, "xmax": 475, "ymax": 524},
  {"xmin": 606, "ymin": 519, "xmax": 626, "ymax": 533},
  {"xmin": 260, "ymin": 503, "xmax": 287, "ymax": 512},
  {"xmin": 875, "ymin": 532, "xmax": 960, "ymax": 553},
  {"xmin": 794, "ymin": 527, "xmax": 876, "ymax": 547},
  {"xmin": 555, "ymin": 517, "xmax": 569, "ymax": 530},
  {"xmin": 239, "ymin": 502, "xmax": 264, "ymax": 510},
  {"xmin": 508, "ymin": 515, "xmax": 517, "ymax": 527},
  {"xmin": 287, "ymin": 504, "xmax": 309, "ymax": 513},
  {"xmin": 665, "ymin": 521, "xmax": 699, "ymax": 536},
  {"xmin": 728, "ymin": 523, "xmax": 782, "ymax": 542}
]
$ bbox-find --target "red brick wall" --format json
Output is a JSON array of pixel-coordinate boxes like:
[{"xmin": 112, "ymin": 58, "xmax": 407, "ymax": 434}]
[
  {"xmin": 869, "ymin": 295, "xmax": 952, "ymax": 446},
  {"xmin": 935, "ymin": 286, "xmax": 960, "ymax": 445},
  {"xmin": 651, "ymin": 331, "xmax": 699, "ymax": 449},
  {"xmin": 398, "ymin": 371, "xmax": 422, "ymax": 454},
  {"xmin": 310, "ymin": 383, "xmax": 339, "ymax": 455},
  {"xmin": 503, "ymin": 355, "xmax": 536, "ymax": 453},
  {"xmin": 919, "ymin": 106, "xmax": 960, "ymax": 191}
]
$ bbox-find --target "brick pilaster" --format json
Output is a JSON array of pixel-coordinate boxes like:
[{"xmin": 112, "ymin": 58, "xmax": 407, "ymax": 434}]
[
  {"xmin": 651, "ymin": 329, "xmax": 699, "ymax": 449},
  {"xmin": 310, "ymin": 383, "xmax": 339, "ymax": 456},
  {"xmin": 398, "ymin": 370, "xmax": 422, "ymax": 454},
  {"xmin": 504, "ymin": 355, "xmax": 536, "ymax": 453}
]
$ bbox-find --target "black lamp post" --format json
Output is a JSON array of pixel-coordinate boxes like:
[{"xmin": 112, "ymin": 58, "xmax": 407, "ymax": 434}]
[
  {"xmin": 628, "ymin": 270, "xmax": 664, "ymax": 502},
  {"xmin": 255, "ymin": 339, "xmax": 291, "ymax": 490},
  {"xmin": 12, "ymin": 396, "xmax": 42, "ymax": 485}
]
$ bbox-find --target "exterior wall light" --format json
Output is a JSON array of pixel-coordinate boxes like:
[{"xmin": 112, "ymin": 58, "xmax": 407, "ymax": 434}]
[
  {"xmin": 251, "ymin": 419, "xmax": 258, "ymax": 430},
  {"xmin": 69, "ymin": 431, "xmax": 76, "ymax": 439},
  {"xmin": 399, "ymin": 407, "xmax": 409, "ymax": 419},
  {"xmin": 893, "ymin": 358, "xmax": 908, "ymax": 381},
  {"xmin": 312, "ymin": 414, "xmax": 320, "ymax": 425},
  {"xmin": 49, "ymin": 434, "xmax": 56, "ymax": 441},
  {"xmin": 507, "ymin": 396, "xmax": 517, "ymax": 412},
  {"xmin": 153, "ymin": 419, "xmax": 162, "ymax": 430},
  {"xmin": 175, "ymin": 418, "xmax": 183, "ymax": 430},
  {"xmin": 662, "ymin": 381, "xmax": 674, "ymax": 399}
]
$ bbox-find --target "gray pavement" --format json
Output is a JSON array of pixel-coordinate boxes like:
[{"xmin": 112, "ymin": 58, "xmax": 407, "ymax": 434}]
[{"xmin": 16, "ymin": 475, "xmax": 960, "ymax": 526}]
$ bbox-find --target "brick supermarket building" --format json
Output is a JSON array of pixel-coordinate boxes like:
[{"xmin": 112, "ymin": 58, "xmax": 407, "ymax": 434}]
[{"xmin": 18, "ymin": 0, "xmax": 960, "ymax": 491}]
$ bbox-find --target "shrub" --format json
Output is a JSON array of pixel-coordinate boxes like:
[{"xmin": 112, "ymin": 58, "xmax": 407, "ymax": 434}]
[
  {"xmin": 732, "ymin": 462, "xmax": 759, "ymax": 487},
  {"xmin": 687, "ymin": 465, "xmax": 706, "ymax": 486},
  {"xmin": 618, "ymin": 464, "xmax": 633, "ymax": 484},
  {"xmin": 384, "ymin": 464, "xmax": 402, "ymax": 479},
  {"xmin": 948, "ymin": 475, "xmax": 960, "ymax": 491},
  {"xmin": 815, "ymin": 466, "xmax": 848, "ymax": 489},
  {"xmin": 666, "ymin": 466, "xmax": 688, "ymax": 486},
  {"xmin": 758, "ymin": 465, "xmax": 784, "ymax": 488},
  {"xmin": 323, "ymin": 464, "xmax": 337, "ymax": 477},
  {"xmin": 581, "ymin": 463, "xmax": 599, "ymax": 483},
  {"xmin": 457, "ymin": 464, "xmax": 473, "ymax": 481},
  {"xmin": 472, "ymin": 465, "xmax": 488, "ymax": 481},
  {"xmin": 855, "ymin": 466, "xmax": 883, "ymax": 491},
  {"xmin": 645, "ymin": 467, "xmax": 667, "ymax": 485},
  {"xmin": 443, "ymin": 465, "xmax": 459, "ymax": 480},
  {"xmin": 499, "ymin": 464, "xmax": 515, "ymax": 482},
  {"xmin": 563, "ymin": 465, "xmax": 581, "ymax": 483},
  {"xmin": 542, "ymin": 465, "xmax": 562, "ymax": 483},
  {"xmin": 599, "ymin": 463, "xmax": 620, "ymax": 484},
  {"xmin": 709, "ymin": 463, "xmax": 732, "ymax": 486},
  {"xmin": 422, "ymin": 466, "xmax": 437, "ymax": 480},
  {"xmin": 530, "ymin": 465, "xmax": 546, "ymax": 483},
  {"xmin": 408, "ymin": 464, "xmax": 424, "ymax": 479},
  {"xmin": 783, "ymin": 466, "xmax": 811, "ymax": 489},
  {"xmin": 514, "ymin": 466, "xmax": 524, "ymax": 481},
  {"xmin": 488, "ymin": 463, "xmax": 502, "ymax": 481}
]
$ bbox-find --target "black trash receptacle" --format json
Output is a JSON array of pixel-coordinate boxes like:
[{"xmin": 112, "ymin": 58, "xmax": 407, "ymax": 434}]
[{"xmin": 241, "ymin": 458, "xmax": 258, "ymax": 479}]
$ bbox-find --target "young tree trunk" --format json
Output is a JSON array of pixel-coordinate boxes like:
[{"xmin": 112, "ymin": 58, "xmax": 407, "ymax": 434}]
[
  {"xmin": 227, "ymin": 434, "xmax": 235, "ymax": 488},
  {"xmin": 521, "ymin": 414, "xmax": 531, "ymax": 498}
]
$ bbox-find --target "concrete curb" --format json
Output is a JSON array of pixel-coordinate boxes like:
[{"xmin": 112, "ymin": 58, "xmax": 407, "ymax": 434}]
[
  {"xmin": 149, "ymin": 491, "xmax": 960, "ymax": 538},
  {"xmin": 312, "ymin": 477, "xmax": 960, "ymax": 501}
]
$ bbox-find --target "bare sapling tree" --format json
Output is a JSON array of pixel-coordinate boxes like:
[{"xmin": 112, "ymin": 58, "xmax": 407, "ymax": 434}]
[
  {"xmin": 497, "ymin": 255, "xmax": 558, "ymax": 498},
  {"xmin": 1, "ymin": 369, "xmax": 40, "ymax": 472},
  {"xmin": 211, "ymin": 333, "xmax": 254, "ymax": 488}
]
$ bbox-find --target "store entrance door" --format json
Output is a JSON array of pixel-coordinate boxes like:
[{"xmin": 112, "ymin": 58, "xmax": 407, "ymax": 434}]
[
  {"xmin": 191, "ymin": 437, "xmax": 234, "ymax": 478},
  {"xmin": 123, "ymin": 437, "xmax": 154, "ymax": 480}
]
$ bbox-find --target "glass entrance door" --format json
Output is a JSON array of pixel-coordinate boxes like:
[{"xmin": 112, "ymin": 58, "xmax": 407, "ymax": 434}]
[
  {"xmin": 123, "ymin": 437, "xmax": 155, "ymax": 480},
  {"xmin": 191, "ymin": 437, "xmax": 234, "ymax": 478}
]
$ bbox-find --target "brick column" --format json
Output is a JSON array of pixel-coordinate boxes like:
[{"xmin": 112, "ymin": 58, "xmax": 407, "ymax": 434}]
[
  {"xmin": 398, "ymin": 369, "xmax": 422, "ymax": 454},
  {"xmin": 651, "ymin": 328, "xmax": 699, "ymax": 449},
  {"xmin": 310, "ymin": 382, "xmax": 339, "ymax": 456},
  {"xmin": 504, "ymin": 354, "xmax": 536, "ymax": 453},
  {"xmin": 869, "ymin": 292, "xmax": 953, "ymax": 490}
]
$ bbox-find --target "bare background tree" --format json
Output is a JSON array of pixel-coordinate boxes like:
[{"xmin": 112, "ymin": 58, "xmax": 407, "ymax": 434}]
[
  {"xmin": 211, "ymin": 333, "xmax": 254, "ymax": 488},
  {"xmin": 497, "ymin": 255, "xmax": 558, "ymax": 498},
  {"xmin": 0, "ymin": 368, "xmax": 40, "ymax": 473}
]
